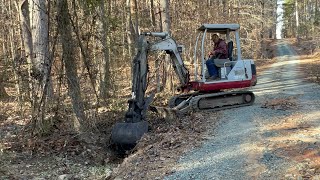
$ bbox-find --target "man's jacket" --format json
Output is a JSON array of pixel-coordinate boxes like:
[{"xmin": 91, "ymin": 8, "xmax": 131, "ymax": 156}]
[{"xmin": 213, "ymin": 39, "xmax": 228, "ymax": 59}]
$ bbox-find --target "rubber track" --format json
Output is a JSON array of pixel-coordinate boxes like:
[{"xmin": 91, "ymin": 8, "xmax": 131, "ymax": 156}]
[
  {"xmin": 189, "ymin": 91, "xmax": 255, "ymax": 112},
  {"xmin": 169, "ymin": 91, "xmax": 255, "ymax": 113}
]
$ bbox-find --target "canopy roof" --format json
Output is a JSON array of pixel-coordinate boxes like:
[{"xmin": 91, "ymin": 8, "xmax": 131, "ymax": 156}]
[{"xmin": 198, "ymin": 24, "xmax": 240, "ymax": 33}]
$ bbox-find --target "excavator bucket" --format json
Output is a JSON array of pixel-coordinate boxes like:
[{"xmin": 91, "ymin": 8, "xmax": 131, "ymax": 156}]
[{"xmin": 111, "ymin": 121, "xmax": 148, "ymax": 150}]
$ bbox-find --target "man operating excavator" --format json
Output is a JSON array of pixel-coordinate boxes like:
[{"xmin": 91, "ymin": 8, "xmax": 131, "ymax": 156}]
[
  {"xmin": 206, "ymin": 34, "xmax": 228, "ymax": 80},
  {"xmin": 111, "ymin": 24, "xmax": 257, "ymax": 151}
]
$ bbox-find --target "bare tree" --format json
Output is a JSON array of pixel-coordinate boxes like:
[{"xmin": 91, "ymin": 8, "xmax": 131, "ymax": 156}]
[
  {"xmin": 0, "ymin": 75, "xmax": 9, "ymax": 99},
  {"xmin": 19, "ymin": 0, "xmax": 34, "ymax": 101},
  {"xmin": 30, "ymin": 0, "xmax": 49, "ymax": 82},
  {"xmin": 295, "ymin": 0, "xmax": 299, "ymax": 39},
  {"xmin": 17, "ymin": 0, "xmax": 53, "ymax": 133},
  {"xmin": 57, "ymin": 0, "xmax": 86, "ymax": 131},
  {"xmin": 160, "ymin": 0, "xmax": 171, "ymax": 35},
  {"xmin": 98, "ymin": 0, "xmax": 111, "ymax": 100},
  {"xmin": 160, "ymin": 0, "xmax": 173, "ymax": 92},
  {"xmin": 126, "ymin": 0, "xmax": 136, "ymax": 59}
]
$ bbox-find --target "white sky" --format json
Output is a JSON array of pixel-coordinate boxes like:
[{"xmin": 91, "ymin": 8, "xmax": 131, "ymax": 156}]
[{"xmin": 276, "ymin": 0, "xmax": 284, "ymax": 39}]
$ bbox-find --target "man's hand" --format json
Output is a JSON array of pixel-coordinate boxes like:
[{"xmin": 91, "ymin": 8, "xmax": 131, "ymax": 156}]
[{"xmin": 208, "ymin": 51, "xmax": 216, "ymax": 57}]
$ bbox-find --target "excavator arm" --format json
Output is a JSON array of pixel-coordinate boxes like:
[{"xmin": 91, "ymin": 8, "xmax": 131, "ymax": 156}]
[
  {"xmin": 111, "ymin": 33, "xmax": 190, "ymax": 150},
  {"xmin": 145, "ymin": 32, "xmax": 190, "ymax": 87}
]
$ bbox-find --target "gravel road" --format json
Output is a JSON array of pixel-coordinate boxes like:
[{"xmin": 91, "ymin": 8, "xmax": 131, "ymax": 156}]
[{"xmin": 165, "ymin": 40, "xmax": 320, "ymax": 179}]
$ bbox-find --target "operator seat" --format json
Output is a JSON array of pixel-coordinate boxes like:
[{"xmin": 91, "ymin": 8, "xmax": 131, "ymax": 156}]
[{"xmin": 227, "ymin": 41, "xmax": 233, "ymax": 61}]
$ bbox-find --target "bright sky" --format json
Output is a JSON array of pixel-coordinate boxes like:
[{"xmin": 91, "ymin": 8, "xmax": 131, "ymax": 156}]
[{"xmin": 276, "ymin": 0, "xmax": 284, "ymax": 39}]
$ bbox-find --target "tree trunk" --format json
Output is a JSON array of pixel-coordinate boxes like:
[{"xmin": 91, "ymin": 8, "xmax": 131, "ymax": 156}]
[
  {"xmin": 295, "ymin": 0, "xmax": 300, "ymax": 39},
  {"xmin": 57, "ymin": 0, "xmax": 86, "ymax": 131},
  {"xmin": 71, "ymin": 4, "xmax": 99, "ymax": 104},
  {"xmin": 313, "ymin": 0, "xmax": 319, "ymax": 40},
  {"xmin": 223, "ymin": 0, "xmax": 229, "ymax": 20},
  {"xmin": 24, "ymin": 0, "xmax": 53, "ymax": 133},
  {"xmin": 260, "ymin": 1, "xmax": 265, "ymax": 38},
  {"xmin": 0, "ymin": 75, "xmax": 9, "ymax": 99},
  {"xmin": 237, "ymin": 0, "xmax": 241, "ymax": 23},
  {"xmin": 19, "ymin": 0, "xmax": 34, "ymax": 101},
  {"xmin": 99, "ymin": 0, "xmax": 111, "ymax": 100},
  {"xmin": 132, "ymin": 0, "xmax": 139, "ymax": 39},
  {"xmin": 30, "ymin": 0, "xmax": 49, "ymax": 82},
  {"xmin": 160, "ymin": 0, "xmax": 173, "ymax": 92},
  {"xmin": 19, "ymin": 0, "xmax": 33, "ymax": 67},
  {"xmin": 7, "ymin": 0, "xmax": 19, "ymax": 102},
  {"xmin": 149, "ymin": 0, "xmax": 160, "ymax": 92},
  {"xmin": 126, "ymin": 0, "xmax": 135, "ymax": 59},
  {"xmin": 126, "ymin": 0, "xmax": 136, "ymax": 89},
  {"xmin": 150, "ymin": 0, "xmax": 156, "ymax": 29},
  {"xmin": 160, "ymin": 0, "xmax": 171, "ymax": 35}
]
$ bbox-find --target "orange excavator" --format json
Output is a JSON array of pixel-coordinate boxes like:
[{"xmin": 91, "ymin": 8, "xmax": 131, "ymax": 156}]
[{"xmin": 111, "ymin": 24, "xmax": 257, "ymax": 150}]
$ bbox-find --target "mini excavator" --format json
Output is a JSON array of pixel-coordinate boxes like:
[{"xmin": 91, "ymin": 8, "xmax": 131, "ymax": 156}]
[{"xmin": 111, "ymin": 24, "xmax": 257, "ymax": 150}]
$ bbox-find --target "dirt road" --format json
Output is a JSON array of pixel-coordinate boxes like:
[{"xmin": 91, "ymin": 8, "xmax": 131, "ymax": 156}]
[{"xmin": 165, "ymin": 40, "xmax": 320, "ymax": 179}]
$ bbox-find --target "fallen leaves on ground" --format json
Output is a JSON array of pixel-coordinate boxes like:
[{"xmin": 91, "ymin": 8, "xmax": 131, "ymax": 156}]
[
  {"xmin": 291, "ymin": 38, "xmax": 320, "ymax": 84},
  {"xmin": 0, "ymin": 99, "xmax": 119, "ymax": 179},
  {"xmin": 261, "ymin": 97, "xmax": 297, "ymax": 110},
  {"xmin": 111, "ymin": 111, "xmax": 221, "ymax": 179}
]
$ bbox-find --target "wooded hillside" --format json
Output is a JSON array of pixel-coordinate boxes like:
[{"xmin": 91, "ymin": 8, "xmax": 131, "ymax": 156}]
[{"xmin": 0, "ymin": 0, "xmax": 287, "ymax": 133}]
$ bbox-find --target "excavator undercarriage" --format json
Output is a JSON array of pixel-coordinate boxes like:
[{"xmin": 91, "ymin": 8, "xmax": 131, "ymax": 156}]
[{"xmin": 168, "ymin": 91, "xmax": 255, "ymax": 113}]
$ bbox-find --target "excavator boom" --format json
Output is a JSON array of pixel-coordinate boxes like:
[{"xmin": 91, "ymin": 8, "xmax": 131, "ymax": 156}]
[
  {"xmin": 145, "ymin": 32, "xmax": 190, "ymax": 87},
  {"xmin": 111, "ymin": 33, "xmax": 190, "ymax": 150}
]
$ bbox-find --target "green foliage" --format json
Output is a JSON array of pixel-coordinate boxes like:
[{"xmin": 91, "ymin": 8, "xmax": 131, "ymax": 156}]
[
  {"xmin": 282, "ymin": 0, "xmax": 320, "ymax": 38},
  {"xmin": 282, "ymin": 0, "xmax": 295, "ymax": 37},
  {"xmin": 283, "ymin": 0, "xmax": 294, "ymax": 16}
]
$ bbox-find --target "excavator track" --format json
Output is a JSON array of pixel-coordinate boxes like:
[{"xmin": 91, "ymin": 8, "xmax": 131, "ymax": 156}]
[
  {"xmin": 169, "ymin": 91, "xmax": 255, "ymax": 112},
  {"xmin": 191, "ymin": 91, "xmax": 255, "ymax": 111}
]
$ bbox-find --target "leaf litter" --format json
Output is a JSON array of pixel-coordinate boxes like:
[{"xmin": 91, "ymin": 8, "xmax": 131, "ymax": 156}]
[{"xmin": 111, "ymin": 111, "xmax": 221, "ymax": 179}]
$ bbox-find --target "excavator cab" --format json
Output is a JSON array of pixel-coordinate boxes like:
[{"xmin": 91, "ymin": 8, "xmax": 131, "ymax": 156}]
[
  {"xmin": 181, "ymin": 24, "xmax": 257, "ymax": 92},
  {"xmin": 196, "ymin": 24, "xmax": 233, "ymax": 80}
]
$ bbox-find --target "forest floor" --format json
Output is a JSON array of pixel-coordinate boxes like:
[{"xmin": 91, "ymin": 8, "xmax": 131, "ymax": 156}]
[{"xmin": 0, "ymin": 38, "xmax": 319, "ymax": 179}]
